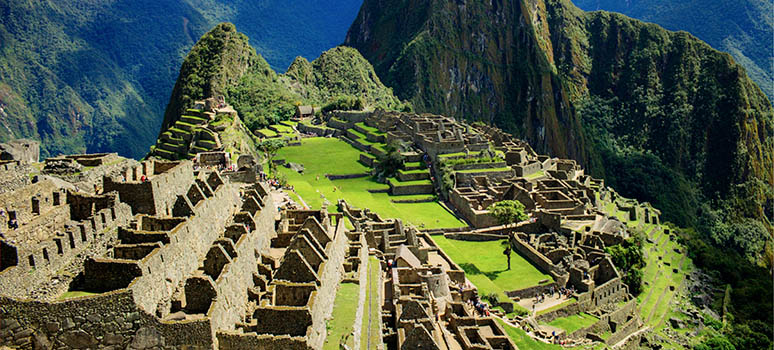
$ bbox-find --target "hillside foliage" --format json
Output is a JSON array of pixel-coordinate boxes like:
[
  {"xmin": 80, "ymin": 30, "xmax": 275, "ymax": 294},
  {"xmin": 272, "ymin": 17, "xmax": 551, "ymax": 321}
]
[
  {"xmin": 571, "ymin": 0, "xmax": 773, "ymax": 100},
  {"xmin": 0, "ymin": 0, "xmax": 362, "ymax": 158}
]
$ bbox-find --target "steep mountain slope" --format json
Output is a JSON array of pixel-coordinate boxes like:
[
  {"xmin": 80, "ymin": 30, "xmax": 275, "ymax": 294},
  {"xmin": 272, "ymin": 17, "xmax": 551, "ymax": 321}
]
[
  {"xmin": 159, "ymin": 23, "xmax": 404, "ymax": 143},
  {"xmin": 0, "ymin": 0, "xmax": 362, "ymax": 158},
  {"xmin": 0, "ymin": 0, "xmax": 206, "ymax": 158},
  {"xmin": 345, "ymin": 0, "xmax": 773, "ymax": 231},
  {"xmin": 571, "ymin": 0, "xmax": 773, "ymax": 100}
]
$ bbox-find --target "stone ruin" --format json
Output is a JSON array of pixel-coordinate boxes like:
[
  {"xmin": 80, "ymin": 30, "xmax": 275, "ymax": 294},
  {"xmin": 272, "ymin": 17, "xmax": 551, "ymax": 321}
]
[
  {"xmin": 340, "ymin": 201, "xmax": 518, "ymax": 350},
  {"xmin": 0, "ymin": 139, "xmax": 39, "ymax": 165},
  {"xmin": 322, "ymin": 111, "xmax": 652, "ymax": 348},
  {"xmin": 0, "ymin": 151, "xmax": 354, "ymax": 349}
]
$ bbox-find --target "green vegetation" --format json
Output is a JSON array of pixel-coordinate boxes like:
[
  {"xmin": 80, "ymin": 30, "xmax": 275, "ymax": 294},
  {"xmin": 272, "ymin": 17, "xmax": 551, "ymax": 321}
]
[
  {"xmin": 346, "ymin": 0, "xmax": 773, "ymax": 281},
  {"xmin": 606, "ymin": 232, "xmax": 645, "ymax": 295},
  {"xmin": 58, "ymin": 291, "xmax": 98, "ymax": 300},
  {"xmin": 322, "ymin": 95, "xmax": 364, "ymax": 113},
  {"xmin": 432, "ymin": 236, "xmax": 551, "ymax": 311},
  {"xmin": 275, "ymin": 138, "xmax": 464, "ymax": 229},
  {"xmin": 362, "ymin": 256, "xmax": 381, "ymax": 350},
  {"xmin": 323, "ymin": 283, "xmax": 359, "ymax": 350},
  {"xmin": 488, "ymin": 200, "xmax": 528, "ymax": 227},
  {"xmin": 258, "ymin": 139, "xmax": 286, "ymax": 174},
  {"xmin": 546, "ymin": 313, "xmax": 599, "ymax": 334},
  {"xmin": 571, "ymin": 0, "xmax": 773, "ymax": 100},
  {"xmin": 496, "ymin": 319, "xmax": 561, "ymax": 350},
  {"xmin": 373, "ymin": 141, "xmax": 405, "ymax": 182}
]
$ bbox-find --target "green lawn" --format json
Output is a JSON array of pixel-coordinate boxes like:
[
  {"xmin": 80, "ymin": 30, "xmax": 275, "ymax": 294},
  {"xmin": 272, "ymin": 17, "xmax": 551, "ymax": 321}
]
[
  {"xmin": 433, "ymin": 236, "xmax": 552, "ymax": 291},
  {"xmin": 496, "ymin": 319, "xmax": 561, "ymax": 350},
  {"xmin": 524, "ymin": 170, "xmax": 546, "ymax": 179},
  {"xmin": 323, "ymin": 283, "xmax": 360, "ymax": 350},
  {"xmin": 456, "ymin": 167, "xmax": 513, "ymax": 174},
  {"xmin": 432, "ymin": 236, "xmax": 548, "ymax": 315},
  {"xmin": 271, "ymin": 123, "xmax": 294, "ymax": 133},
  {"xmin": 388, "ymin": 177, "xmax": 433, "ymax": 186},
  {"xmin": 58, "ymin": 291, "xmax": 98, "ymax": 300},
  {"xmin": 276, "ymin": 138, "xmax": 465, "ymax": 229},
  {"xmin": 362, "ymin": 256, "xmax": 381, "ymax": 350},
  {"xmin": 356, "ymin": 122, "xmax": 385, "ymax": 135},
  {"xmin": 546, "ymin": 313, "xmax": 599, "ymax": 334},
  {"xmin": 257, "ymin": 128, "xmax": 278, "ymax": 137}
]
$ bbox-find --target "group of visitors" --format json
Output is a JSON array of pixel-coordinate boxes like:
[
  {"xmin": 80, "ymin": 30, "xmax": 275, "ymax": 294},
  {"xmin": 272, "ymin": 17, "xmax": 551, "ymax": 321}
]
[{"xmin": 468, "ymin": 295, "xmax": 490, "ymax": 317}]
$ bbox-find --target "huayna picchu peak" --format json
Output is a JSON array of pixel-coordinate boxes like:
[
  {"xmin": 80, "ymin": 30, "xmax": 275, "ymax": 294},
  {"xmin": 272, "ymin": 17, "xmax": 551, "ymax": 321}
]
[{"xmin": 0, "ymin": 2, "xmax": 771, "ymax": 350}]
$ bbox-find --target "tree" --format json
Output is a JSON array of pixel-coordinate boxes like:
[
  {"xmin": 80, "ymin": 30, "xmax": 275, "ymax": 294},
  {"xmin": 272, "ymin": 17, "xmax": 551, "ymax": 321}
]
[
  {"xmin": 488, "ymin": 200, "xmax": 528, "ymax": 227},
  {"xmin": 373, "ymin": 141, "xmax": 405, "ymax": 182},
  {"xmin": 258, "ymin": 138, "xmax": 286, "ymax": 174},
  {"xmin": 501, "ymin": 240, "xmax": 512, "ymax": 270},
  {"xmin": 489, "ymin": 201, "xmax": 527, "ymax": 271}
]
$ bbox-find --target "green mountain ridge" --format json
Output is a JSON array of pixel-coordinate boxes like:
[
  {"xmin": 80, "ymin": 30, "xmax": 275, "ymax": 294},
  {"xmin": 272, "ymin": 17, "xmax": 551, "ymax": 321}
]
[
  {"xmin": 159, "ymin": 23, "xmax": 406, "ymax": 141},
  {"xmin": 571, "ymin": 0, "xmax": 774, "ymax": 100},
  {"xmin": 344, "ymin": 0, "xmax": 773, "ymax": 233},
  {"xmin": 0, "ymin": 0, "xmax": 363, "ymax": 159}
]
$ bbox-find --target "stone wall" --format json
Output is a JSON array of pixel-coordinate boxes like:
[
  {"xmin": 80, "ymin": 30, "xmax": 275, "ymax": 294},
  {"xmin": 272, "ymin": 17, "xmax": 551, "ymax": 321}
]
[
  {"xmin": 306, "ymin": 217, "xmax": 348, "ymax": 349},
  {"xmin": 104, "ymin": 161, "xmax": 193, "ymax": 216},
  {"xmin": 0, "ymin": 139, "xmax": 39, "ymax": 164},
  {"xmin": 454, "ymin": 169, "xmax": 515, "ymax": 188},
  {"xmin": 208, "ymin": 192, "xmax": 276, "ymax": 335},
  {"xmin": 0, "ymin": 290, "xmax": 213, "ymax": 350},
  {"xmin": 297, "ymin": 123, "xmax": 338, "ymax": 137},
  {"xmin": 0, "ymin": 163, "xmax": 31, "ymax": 195},
  {"xmin": 389, "ymin": 182, "xmax": 433, "ymax": 196},
  {"xmin": 509, "ymin": 235, "xmax": 561, "ymax": 277},
  {"xmin": 129, "ymin": 182, "xmax": 241, "ymax": 315}
]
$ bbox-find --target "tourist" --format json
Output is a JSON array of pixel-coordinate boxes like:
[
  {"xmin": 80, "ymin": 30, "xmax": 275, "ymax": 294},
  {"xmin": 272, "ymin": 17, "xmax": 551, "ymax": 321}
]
[{"xmin": 140, "ymin": 175, "xmax": 147, "ymax": 182}]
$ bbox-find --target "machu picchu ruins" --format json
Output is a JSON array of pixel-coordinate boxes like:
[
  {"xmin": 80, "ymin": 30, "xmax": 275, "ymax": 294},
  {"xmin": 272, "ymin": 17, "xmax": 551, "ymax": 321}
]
[{"xmin": 0, "ymin": 94, "xmax": 714, "ymax": 350}]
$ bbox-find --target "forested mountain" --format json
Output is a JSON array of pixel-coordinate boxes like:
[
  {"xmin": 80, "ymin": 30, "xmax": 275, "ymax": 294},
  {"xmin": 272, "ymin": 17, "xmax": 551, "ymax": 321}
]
[
  {"xmin": 159, "ymin": 23, "xmax": 404, "ymax": 135},
  {"xmin": 0, "ymin": 0, "xmax": 362, "ymax": 158},
  {"xmin": 571, "ymin": 0, "xmax": 773, "ymax": 100},
  {"xmin": 345, "ymin": 0, "xmax": 772, "ymax": 259}
]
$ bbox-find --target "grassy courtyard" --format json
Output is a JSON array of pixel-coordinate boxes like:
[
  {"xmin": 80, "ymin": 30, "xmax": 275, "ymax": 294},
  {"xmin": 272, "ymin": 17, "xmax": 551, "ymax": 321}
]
[
  {"xmin": 432, "ymin": 236, "xmax": 551, "ymax": 315},
  {"xmin": 323, "ymin": 283, "xmax": 360, "ymax": 350},
  {"xmin": 433, "ymin": 236, "xmax": 552, "ymax": 292},
  {"xmin": 275, "ymin": 137, "xmax": 465, "ymax": 229},
  {"xmin": 546, "ymin": 312, "xmax": 599, "ymax": 334}
]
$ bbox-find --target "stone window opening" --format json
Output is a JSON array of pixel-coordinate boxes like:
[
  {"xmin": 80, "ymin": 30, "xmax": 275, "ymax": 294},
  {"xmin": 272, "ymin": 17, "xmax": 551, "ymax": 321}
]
[
  {"xmin": 68, "ymin": 232, "xmax": 76, "ymax": 249},
  {"xmin": 53, "ymin": 191, "xmax": 60, "ymax": 206},
  {"xmin": 56, "ymin": 239, "xmax": 63, "ymax": 255},
  {"xmin": 31, "ymin": 197, "xmax": 40, "ymax": 215},
  {"xmin": 28, "ymin": 255, "xmax": 35, "ymax": 268},
  {"xmin": 8, "ymin": 210, "xmax": 16, "ymax": 221},
  {"xmin": 80, "ymin": 226, "xmax": 87, "ymax": 242},
  {"xmin": 42, "ymin": 248, "xmax": 49, "ymax": 263}
]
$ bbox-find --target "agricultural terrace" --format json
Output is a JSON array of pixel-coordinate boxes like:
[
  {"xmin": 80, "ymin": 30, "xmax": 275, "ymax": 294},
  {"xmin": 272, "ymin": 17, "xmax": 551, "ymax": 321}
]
[{"xmin": 275, "ymin": 137, "xmax": 465, "ymax": 229}]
